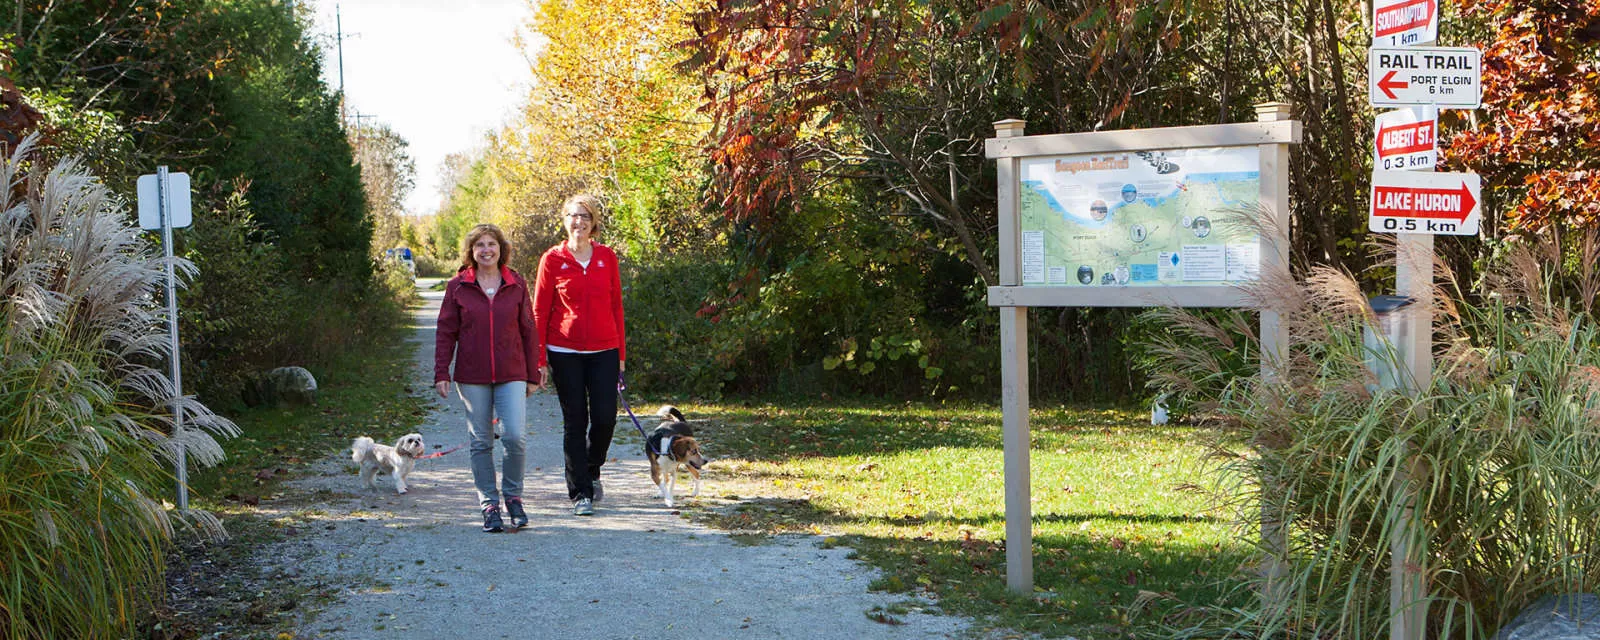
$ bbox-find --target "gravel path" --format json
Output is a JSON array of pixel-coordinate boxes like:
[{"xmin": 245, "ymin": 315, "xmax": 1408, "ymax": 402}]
[{"xmin": 254, "ymin": 279, "xmax": 976, "ymax": 639}]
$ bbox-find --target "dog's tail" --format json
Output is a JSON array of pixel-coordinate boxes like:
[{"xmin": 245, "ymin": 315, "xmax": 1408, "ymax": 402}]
[
  {"xmin": 351, "ymin": 436, "xmax": 375, "ymax": 463},
  {"xmin": 657, "ymin": 405, "xmax": 692, "ymax": 435}
]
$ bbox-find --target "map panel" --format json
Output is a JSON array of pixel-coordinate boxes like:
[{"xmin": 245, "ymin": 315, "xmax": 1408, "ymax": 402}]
[{"xmin": 1019, "ymin": 147, "xmax": 1263, "ymax": 287}]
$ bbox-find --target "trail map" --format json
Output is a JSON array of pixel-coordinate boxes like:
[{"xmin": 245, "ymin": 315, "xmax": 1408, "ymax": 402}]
[{"xmin": 1018, "ymin": 147, "xmax": 1263, "ymax": 287}]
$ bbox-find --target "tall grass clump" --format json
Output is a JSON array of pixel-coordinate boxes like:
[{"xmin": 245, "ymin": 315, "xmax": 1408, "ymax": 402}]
[
  {"xmin": 0, "ymin": 136, "xmax": 238, "ymax": 638},
  {"xmin": 1141, "ymin": 235, "xmax": 1600, "ymax": 639}
]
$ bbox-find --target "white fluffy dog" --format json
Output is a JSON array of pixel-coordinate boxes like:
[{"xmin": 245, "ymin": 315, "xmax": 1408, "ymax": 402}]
[{"xmin": 351, "ymin": 433, "xmax": 425, "ymax": 494}]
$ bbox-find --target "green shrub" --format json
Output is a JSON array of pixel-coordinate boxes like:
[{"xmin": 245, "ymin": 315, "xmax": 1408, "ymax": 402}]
[
  {"xmin": 0, "ymin": 138, "xmax": 236, "ymax": 638},
  {"xmin": 179, "ymin": 183, "xmax": 412, "ymax": 408},
  {"xmin": 621, "ymin": 253, "xmax": 742, "ymax": 398},
  {"xmin": 413, "ymin": 251, "xmax": 453, "ymax": 278},
  {"xmin": 1140, "ymin": 239, "xmax": 1600, "ymax": 638},
  {"xmin": 179, "ymin": 184, "xmax": 293, "ymax": 405}
]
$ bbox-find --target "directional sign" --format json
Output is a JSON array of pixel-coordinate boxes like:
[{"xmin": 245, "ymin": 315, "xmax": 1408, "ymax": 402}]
[
  {"xmin": 137, "ymin": 171, "xmax": 192, "ymax": 230},
  {"xmin": 1373, "ymin": 0, "xmax": 1437, "ymax": 47},
  {"xmin": 1374, "ymin": 107, "xmax": 1438, "ymax": 171},
  {"xmin": 1369, "ymin": 47, "xmax": 1482, "ymax": 109},
  {"xmin": 1369, "ymin": 170, "xmax": 1481, "ymax": 235}
]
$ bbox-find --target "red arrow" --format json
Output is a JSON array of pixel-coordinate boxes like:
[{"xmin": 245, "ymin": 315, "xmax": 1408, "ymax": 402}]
[
  {"xmin": 1375, "ymin": 0, "xmax": 1434, "ymax": 37},
  {"xmin": 1372, "ymin": 182, "xmax": 1477, "ymax": 222},
  {"xmin": 1377, "ymin": 71, "xmax": 1409, "ymax": 100}
]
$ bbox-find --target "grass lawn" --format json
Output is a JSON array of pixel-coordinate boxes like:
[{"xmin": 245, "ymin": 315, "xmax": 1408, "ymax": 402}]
[{"xmin": 676, "ymin": 400, "xmax": 1254, "ymax": 639}]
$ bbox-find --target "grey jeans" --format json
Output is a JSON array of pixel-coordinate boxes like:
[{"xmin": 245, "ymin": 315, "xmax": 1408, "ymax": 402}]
[{"xmin": 456, "ymin": 381, "xmax": 527, "ymax": 508}]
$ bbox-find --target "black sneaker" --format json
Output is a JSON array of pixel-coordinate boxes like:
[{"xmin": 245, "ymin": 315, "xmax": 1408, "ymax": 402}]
[
  {"xmin": 482, "ymin": 504, "xmax": 504, "ymax": 533},
  {"xmin": 505, "ymin": 497, "xmax": 528, "ymax": 528},
  {"xmin": 592, "ymin": 479, "xmax": 603, "ymax": 503}
]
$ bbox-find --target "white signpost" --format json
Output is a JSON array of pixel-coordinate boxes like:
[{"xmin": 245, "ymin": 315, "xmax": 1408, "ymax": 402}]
[
  {"xmin": 1368, "ymin": 47, "xmax": 1482, "ymax": 108},
  {"xmin": 1373, "ymin": 0, "xmax": 1437, "ymax": 47},
  {"xmin": 1366, "ymin": 2, "xmax": 1481, "ymax": 636},
  {"xmin": 1374, "ymin": 106, "xmax": 1439, "ymax": 171},
  {"xmin": 137, "ymin": 167, "xmax": 194, "ymax": 510},
  {"xmin": 1368, "ymin": 171, "xmax": 1481, "ymax": 235}
]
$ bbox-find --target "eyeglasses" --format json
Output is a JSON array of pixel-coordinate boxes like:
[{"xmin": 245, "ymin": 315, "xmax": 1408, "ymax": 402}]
[{"xmin": 566, "ymin": 212, "xmax": 593, "ymax": 220}]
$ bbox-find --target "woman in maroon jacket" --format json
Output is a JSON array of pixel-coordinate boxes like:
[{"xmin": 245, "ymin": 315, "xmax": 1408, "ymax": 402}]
[
  {"xmin": 533, "ymin": 194, "xmax": 626, "ymax": 516},
  {"xmin": 435, "ymin": 223, "xmax": 538, "ymax": 533}
]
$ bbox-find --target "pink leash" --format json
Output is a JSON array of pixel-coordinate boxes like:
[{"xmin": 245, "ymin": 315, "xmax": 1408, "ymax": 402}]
[
  {"xmin": 415, "ymin": 417, "xmax": 499, "ymax": 459},
  {"xmin": 416, "ymin": 444, "xmax": 463, "ymax": 460}
]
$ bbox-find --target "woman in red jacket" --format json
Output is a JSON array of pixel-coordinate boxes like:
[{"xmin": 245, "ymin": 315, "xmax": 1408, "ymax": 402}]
[
  {"xmin": 533, "ymin": 194, "xmax": 626, "ymax": 516},
  {"xmin": 435, "ymin": 223, "xmax": 538, "ymax": 533}
]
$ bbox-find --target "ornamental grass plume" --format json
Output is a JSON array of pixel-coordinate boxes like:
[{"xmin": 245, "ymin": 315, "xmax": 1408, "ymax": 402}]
[
  {"xmin": 1140, "ymin": 232, "xmax": 1600, "ymax": 639},
  {"xmin": 0, "ymin": 134, "xmax": 238, "ymax": 638}
]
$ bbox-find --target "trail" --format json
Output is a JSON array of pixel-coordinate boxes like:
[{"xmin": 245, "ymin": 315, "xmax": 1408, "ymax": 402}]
[{"xmin": 256, "ymin": 278, "xmax": 974, "ymax": 639}]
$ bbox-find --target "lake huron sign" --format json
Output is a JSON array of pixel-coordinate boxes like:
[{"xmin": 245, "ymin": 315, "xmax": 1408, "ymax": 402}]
[{"xmin": 1368, "ymin": 170, "xmax": 1481, "ymax": 235}]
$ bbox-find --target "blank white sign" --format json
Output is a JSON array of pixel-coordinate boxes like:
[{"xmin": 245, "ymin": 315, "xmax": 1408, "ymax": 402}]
[{"xmin": 137, "ymin": 172, "xmax": 192, "ymax": 230}]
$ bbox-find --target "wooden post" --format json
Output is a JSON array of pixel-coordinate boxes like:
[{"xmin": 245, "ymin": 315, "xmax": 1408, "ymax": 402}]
[
  {"xmin": 1392, "ymin": 234, "xmax": 1432, "ymax": 640},
  {"xmin": 1253, "ymin": 102, "xmax": 1293, "ymax": 608},
  {"xmin": 993, "ymin": 118, "xmax": 1033, "ymax": 594}
]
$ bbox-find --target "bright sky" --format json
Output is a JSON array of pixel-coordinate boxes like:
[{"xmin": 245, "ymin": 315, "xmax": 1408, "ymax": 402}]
[{"xmin": 305, "ymin": 0, "xmax": 533, "ymax": 216}]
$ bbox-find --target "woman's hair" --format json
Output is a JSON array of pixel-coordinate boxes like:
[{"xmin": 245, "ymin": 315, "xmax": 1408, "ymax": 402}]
[
  {"xmin": 458, "ymin": 223, "xmax": 511, "ymax": 272},
  {"xmin": 562, "ymin": 194, "xmax": 605, "ymax": 236}
]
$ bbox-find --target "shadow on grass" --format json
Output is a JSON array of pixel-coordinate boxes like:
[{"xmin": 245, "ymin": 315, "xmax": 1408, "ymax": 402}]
[{"xmin": 704, "ymin": 494, "xmax": 1249, "ymax": 638}]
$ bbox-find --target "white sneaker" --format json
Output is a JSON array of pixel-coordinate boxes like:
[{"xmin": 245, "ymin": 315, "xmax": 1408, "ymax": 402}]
[{"xmin": 573, "ymin": 498, "xmax": 594, "ymax": 516}]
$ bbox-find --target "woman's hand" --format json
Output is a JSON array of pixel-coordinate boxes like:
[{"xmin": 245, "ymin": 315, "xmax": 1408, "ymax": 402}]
[
  {"xmin": 535, "ymin": 366, "xmax": 551, "ymax": 391},
  {"xmin": 435, "ymin": 380, "xmax": 450, "ymax": 398}
]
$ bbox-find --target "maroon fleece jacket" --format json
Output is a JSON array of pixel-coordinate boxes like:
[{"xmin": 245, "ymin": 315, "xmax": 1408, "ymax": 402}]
[{"xmin": 434, "ymin": 265, "xmax": 539, "ymax": 384}]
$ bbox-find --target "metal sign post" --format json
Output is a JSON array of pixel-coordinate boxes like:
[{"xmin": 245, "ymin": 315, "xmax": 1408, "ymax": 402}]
[{"xmin": 137, "ymin": 167, "xmax": 193, "ymax": 510}]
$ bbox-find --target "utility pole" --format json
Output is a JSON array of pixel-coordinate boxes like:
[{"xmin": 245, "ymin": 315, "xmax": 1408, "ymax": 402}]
[
  {"xmin": 350, "ymin": 111, "xmax": 375, "ymax": 157},
  {"xmin": 336, "ymin": 3, "xmax": 346, "ymax": 123}
]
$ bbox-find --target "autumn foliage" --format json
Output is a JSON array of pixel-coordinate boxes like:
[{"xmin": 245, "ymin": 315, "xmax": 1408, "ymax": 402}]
[
  {"xmin": 684, "ymin": 0, "xmax": 918, "ymax": 228},
  {"xmin": 1447, "ymin": 0, "xmax": 1600, "ymax": 232}
]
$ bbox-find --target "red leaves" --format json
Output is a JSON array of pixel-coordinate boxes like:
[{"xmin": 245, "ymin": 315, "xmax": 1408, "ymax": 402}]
[
  {"xmin": 0, "ymin": 77, "xmax": 44, "ymax": 149},
  {"xmin": 683, "ymin": 0, "xmax": 919, "ymax": 228},
  {"xmin": 1444, "ymin": 0, "xmax": 1600, "ymax": 232}
]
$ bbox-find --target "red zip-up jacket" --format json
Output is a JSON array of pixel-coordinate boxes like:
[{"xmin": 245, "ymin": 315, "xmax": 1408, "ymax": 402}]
[
  {"xmin": 532, "ymin": 242, "xmax": 626, "ymax": 369},
  {"xmin": 434, "ymin": 265, "xmax": 539, "ymax": 385}
]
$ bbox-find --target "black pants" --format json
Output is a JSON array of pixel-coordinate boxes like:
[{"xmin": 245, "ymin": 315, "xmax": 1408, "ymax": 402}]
[{"xmin": 548, "ymin": 349, "xmax": 619, "ymax": 501}]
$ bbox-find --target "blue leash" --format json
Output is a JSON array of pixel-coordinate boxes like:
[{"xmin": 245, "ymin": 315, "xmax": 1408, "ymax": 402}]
[{"xmin": 617, "ymin": 373, "xmax": 648, "ymax": 439}]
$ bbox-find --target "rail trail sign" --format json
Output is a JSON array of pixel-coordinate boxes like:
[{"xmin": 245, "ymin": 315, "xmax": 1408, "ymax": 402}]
[
  {"xmin": 1373, "ymin": 0, "xmax": 1437, "ymax": 47},
  {"xmin": 1374, "ymin": 106, "xmax": 1438, "ymax": 171},
  {"xmin": 1368, "ymin": 170, "xmax": 1481, "ymax": 235},
  {"xmin": 1368, "ymin": 46, "xmax": 1482, "ymax": 108}
]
